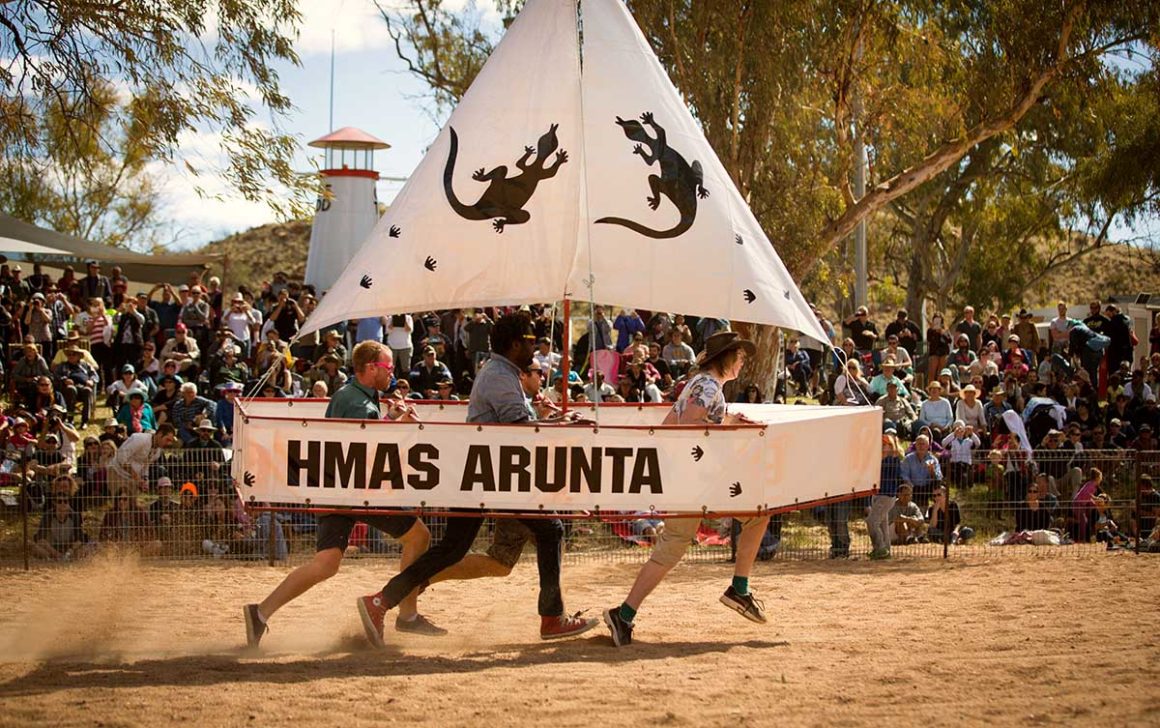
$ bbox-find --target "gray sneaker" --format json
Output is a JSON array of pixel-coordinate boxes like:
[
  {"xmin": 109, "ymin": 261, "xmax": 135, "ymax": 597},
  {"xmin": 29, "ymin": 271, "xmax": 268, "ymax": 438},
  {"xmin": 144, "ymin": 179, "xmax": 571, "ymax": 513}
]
[
  {"xmin": 719, "ymin": 586, "xmax": 767, "ymax": 624},
  {"xmin": 243, "ymin": 604, "xmax": 267, "ymax": 648},
  {"xmin": 603, "ymin": 607, "xmax": 634, "ymax": 647},
  {"xmin": 395, "ymin": 614, "xmax": 448, "ymax": 636}
]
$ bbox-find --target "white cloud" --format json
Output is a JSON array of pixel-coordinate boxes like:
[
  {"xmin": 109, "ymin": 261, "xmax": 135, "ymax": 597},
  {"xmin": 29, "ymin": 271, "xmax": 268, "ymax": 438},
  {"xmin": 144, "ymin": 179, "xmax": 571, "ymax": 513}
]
[{"xmin": 294, "ymin": 0, "xmax": 390, "ymax": 55}]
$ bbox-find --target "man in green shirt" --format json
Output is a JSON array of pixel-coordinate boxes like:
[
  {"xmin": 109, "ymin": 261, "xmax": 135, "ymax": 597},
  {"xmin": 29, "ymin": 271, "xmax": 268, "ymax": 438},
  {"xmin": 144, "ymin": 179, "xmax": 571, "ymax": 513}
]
[{"xmin": 243, "ymin": 340, "xmax": 441, "ymax": 648}]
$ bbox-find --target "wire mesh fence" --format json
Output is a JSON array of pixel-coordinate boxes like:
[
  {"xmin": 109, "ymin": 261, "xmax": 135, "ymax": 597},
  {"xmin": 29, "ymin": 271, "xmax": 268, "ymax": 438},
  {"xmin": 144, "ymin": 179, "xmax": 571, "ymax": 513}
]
[{"xmin": 1, "ymin": 447, "xmax": 1157, "ymax": 568}]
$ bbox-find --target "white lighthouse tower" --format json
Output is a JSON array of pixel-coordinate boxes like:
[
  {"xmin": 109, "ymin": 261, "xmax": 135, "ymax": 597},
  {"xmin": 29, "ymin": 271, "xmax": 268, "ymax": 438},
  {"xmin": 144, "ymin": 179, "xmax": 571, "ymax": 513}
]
[{"xmin": 304, "ymin": 127, "xmax": 390, "ymax": 294}]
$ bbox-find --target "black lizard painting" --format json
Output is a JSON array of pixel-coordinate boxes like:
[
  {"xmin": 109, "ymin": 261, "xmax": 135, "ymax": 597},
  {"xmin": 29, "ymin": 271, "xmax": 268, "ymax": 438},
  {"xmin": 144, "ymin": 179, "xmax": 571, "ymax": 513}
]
[
  {"xmin": 595, "ymin": 112, "xmax": 708, "ymax": 239},
  {"xmin": 443, "ymin": 123, "xmax": 568, "ymax": 233}
]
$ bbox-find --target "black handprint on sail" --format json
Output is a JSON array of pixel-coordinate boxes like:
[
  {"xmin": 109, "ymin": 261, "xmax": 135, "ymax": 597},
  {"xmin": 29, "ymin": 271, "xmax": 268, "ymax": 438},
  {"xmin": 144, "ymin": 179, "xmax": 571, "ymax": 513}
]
[
  {"xmin": 243, "ymin": 471, "xmax": 256, "ymax": 487},
  {"xmin": 389, "ymin": 225, "xmax": 401, "ymax": 238},
  {"xmin": 691, "ymin": 445, "xmax": 704, "ymax": 462},
  {"xmin": 730, "ymin": 481, "xmax": 742, "ymax": 498},
  {"xmin": 595, "ymin": 112, "xmax": 708, "ymax": 239},
  {"xmin": 360, "ymin": 275, "xmax": 373, "ymax": 289},
  {"xmin": 424, "ymin": 256, "xmax": 438, "ymax": 272},
  {"xmin": 444, "ymin": 124, "xmax": 568, "ymax": 233}
]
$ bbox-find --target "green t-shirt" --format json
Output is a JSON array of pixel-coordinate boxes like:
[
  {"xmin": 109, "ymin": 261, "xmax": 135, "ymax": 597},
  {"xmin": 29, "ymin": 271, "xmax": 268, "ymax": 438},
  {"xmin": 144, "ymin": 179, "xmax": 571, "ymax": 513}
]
[{"xmin": 325, "ymin": 380, "xmax": 380, "ymax": 420}]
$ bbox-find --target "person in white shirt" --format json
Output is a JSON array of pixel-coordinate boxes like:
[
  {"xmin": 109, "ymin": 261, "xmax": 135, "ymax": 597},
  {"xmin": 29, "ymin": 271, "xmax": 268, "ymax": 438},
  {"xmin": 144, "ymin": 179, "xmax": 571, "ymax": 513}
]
[
  {"xmin": 385, "ymin": 314, "xmax": 415, "ymax": 372},
  {"xmin": 1049, "ymin": 301, "xmax": 1071, "ymax": 353},
  {"xmin": 107, "ymin": 425, "xmax": 176, "ymax": 495},
  {"xmin": 222, "ymin": 293, "xmax": 254, "ymax": 358},
  {"xmin": 532, "ymin": 337, "xmax": 562, "ymax": 379},
  {"xmin": 941, "ymin": 421, "xmax": 981, "ymax": 487}
]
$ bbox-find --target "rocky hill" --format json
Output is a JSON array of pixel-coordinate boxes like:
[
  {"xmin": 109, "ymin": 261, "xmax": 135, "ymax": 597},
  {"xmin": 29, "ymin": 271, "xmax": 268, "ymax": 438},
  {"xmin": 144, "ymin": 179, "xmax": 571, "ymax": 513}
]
[{"xmin": 198, "ymin": 220, "xmax": 1159, "ymax": 308}]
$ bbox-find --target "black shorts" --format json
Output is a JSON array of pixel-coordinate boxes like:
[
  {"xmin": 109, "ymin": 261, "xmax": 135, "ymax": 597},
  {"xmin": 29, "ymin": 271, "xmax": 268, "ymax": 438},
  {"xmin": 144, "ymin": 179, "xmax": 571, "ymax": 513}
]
[
  {"xmin": 486, "ymin": 519, "xmax": 533, "ymax": 568},
  {"xmin": 315, "ymin": 514, "xmax": 417, "ymax": 552}
]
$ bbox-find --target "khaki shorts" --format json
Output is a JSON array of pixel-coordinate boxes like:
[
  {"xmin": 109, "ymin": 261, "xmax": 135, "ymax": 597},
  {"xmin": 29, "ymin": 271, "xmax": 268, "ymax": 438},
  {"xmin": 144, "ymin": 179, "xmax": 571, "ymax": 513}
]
[
  {"xmin": 649, "ymin": 515, "xmax": 768, "ymax": 568},
  {"xmin": 486, "ymin": 519, "xmax": 533, "ymax": 569}
]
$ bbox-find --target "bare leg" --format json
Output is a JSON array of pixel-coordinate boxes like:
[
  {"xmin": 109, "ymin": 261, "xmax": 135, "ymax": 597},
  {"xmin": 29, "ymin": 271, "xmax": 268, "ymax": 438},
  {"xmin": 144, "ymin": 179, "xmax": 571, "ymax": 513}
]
[
  {"xmin": 732, "ymin": 516, "xmax": 770, "ymax": 578},
  {"xmin": 623, "ymin": 560, "xmax": 673, "ymax": 611},
  {"xmin": 258, "ymin": 547, "xmax": 343, "ymax": 620},
  {"xmin": 429, "ymin": 554, "xmax": 513, "ymax": 584},
  {"xmin": 395, "ymin": 521, "xmax": 430, "ymax": 620}
]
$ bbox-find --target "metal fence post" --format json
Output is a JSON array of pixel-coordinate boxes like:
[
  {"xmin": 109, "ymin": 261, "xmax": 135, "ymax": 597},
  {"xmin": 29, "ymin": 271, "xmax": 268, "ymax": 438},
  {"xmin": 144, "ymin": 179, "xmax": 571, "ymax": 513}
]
[
  {"xmin": 1135, "ymin": 449, "xmax": 1142, "ymax": 556},
  {"xmin": 267, "ymin": 506, "xmax": 277, "ymax": 566},
  {"xmin": 20, "ymin": 456, "xmax": 29, "ymax": 571}
]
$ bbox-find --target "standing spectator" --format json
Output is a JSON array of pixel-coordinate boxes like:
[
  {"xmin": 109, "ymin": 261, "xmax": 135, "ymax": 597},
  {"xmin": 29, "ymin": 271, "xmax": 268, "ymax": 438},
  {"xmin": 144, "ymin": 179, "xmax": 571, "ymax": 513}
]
[
  {"xmin": 955, "ymin": 306, "xmax": 983, "ymax": 351},
  {"xmin": 884, "ymin": 309, "xmax": 921, "ymax": 357},
  {"xmin": 106, "ymin": 425, "xmax": 176, "ymax": 495},
  {"xmin": 941, "ymin": 421, "xmax": 981, "ymax": 487},
  {"xmin": 386, "ymin": 314, "xmax": 415, "ymax": 373},
  {"xmin": 356, "ymin": 315, "xmax": 388, "ymax": 345},
  {"xmin": 589, "ymin": 305, "xmax": 614, "ymax": 352},
  {"xmin": 1011, "ymin": 309, "xmax": 1041, "ymax": 358},
  {"xmin": 1083, "ymin": 300, "xmax": 1108, "ymax": 335},
  {"xmin": 464, "ymin": 310, "xmax": 495, "ymax": 371},
  {"xmin": 926, "ymin": 313, "xmax": 952, "ymax": 386},
  {"xmin": 78, "ymin": 260, "xmax": 112, "ymax": 306},
  {"xmin": 215, "ymin": 381, "xmax": 243, "ymax": 445},
  {"xmin": 180, "ymin": 286, "xmax": 213, "ymax": 360},
  {"xmin": 146, "ymin": 283, "xmax": 183, "ymax": 344},
  {"xmin": 613, "ymin": 309, "xmax": 645, "ymax": 353},
  {"xmin": 77, "ymin": 297, "xmax": 115, "ymax": 384},
  {"xmin": 134, "ymin": 291, "xmax": 159, "ymax": 345},
  {"xmin": 1068, "ymin": 319, "xmax": 1110, "ymax": 387},
  {"xmin": 23, "ymin": 292, "xmax": 54, "ymax": 356},
  {"xmin": 253, "ymin": 328, "xmax": 287, "ymax": 374},
  {"xmin": 222, "ymin": 294, "xmax": 254, "ymax": 359},
  {"xmin": 1104, "ymin": 303, "xmax": 1134, "ymax": 374},
  {"xmin": 1049, "ymin": 301, "xmax": 1071, "ymax": 354},
  {"xmin": 869, "ymin": 433, "xmax": 904, "ymax": 559},
  {"xmin": 844, "ymin": 305, "xmax": 879, "ymax": 353},
  {"xmin": 112, "ymin": 298, "xmax": 146, "ymax": 374},
  {"xmin": 169, "ymin": 383, "xmax": 216, "ymax": 446},
  {"xmin": 108, "ymin": 265, "xmax": 129, "ymax": 308}
]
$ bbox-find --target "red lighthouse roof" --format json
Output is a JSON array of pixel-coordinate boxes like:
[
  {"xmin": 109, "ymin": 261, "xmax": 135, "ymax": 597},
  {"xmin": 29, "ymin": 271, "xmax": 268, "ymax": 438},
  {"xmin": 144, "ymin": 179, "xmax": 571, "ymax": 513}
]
[{"xmin": 308, "ymin": 126, "xmax": 390, "ymax": 150}]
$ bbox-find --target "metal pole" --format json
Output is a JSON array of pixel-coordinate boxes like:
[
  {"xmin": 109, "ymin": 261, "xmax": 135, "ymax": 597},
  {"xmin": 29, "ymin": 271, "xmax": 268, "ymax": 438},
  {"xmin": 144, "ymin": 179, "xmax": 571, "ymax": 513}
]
[
  {"xmin": 560, "ymin": 298, "xmax": 571, "ymax": 414},
  {"xmin": 267, "ymin": 506, "xmax": 277, "ymax": 567},
  {"xmin": 1135, "ymin": 450, "xmax": 1142, "ymax": 555},
  {"xmin": 21, "ymin": 456, "xmax": 29, "ymax": 571},
  {"xmin": 852, "ymin": 35, "xmax": 868, "ymax": 310},
  {"xmin": 328, "ymin": 29, "xmax": 336, "ymax": 133}
]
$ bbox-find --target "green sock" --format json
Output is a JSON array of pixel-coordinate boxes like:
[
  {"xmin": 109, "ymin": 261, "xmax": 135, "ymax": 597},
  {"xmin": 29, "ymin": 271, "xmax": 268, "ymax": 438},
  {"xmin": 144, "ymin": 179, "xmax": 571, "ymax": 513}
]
[
  {"xmin": 732, "ymin": 576, "xmax": 749, "ymax": 596},
  {"xmin": 618, "ymin": 602, "xmax": 637, "ymax": 623}
]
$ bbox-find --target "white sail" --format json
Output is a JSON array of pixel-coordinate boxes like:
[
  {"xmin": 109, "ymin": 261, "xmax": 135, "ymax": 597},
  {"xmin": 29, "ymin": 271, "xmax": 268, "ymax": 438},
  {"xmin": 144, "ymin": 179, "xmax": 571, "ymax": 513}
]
[
  {"xmin": 300, "ymin": 0, "xmax": 825, "ymax": 343},
  {"xmin": 572, "ymin": 0, "xmax": 824, "ymax": 341},
  {"xmin": 301, "ymin": 0, "xmax": 583, "ymax": 334}
]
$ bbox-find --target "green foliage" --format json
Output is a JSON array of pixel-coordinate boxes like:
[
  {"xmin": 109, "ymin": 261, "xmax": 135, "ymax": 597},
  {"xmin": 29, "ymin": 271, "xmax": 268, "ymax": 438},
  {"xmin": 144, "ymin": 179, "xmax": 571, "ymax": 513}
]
[{"xmin": 0, "ymin": 0, "xmax": 310, "ymax": 221}]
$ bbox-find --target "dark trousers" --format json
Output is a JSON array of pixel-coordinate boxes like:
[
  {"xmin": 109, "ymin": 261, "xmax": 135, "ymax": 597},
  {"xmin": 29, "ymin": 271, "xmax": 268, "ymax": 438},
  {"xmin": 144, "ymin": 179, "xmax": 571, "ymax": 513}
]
[{"xmin": 381, "ymin": 516, "xmax": 565, "ymax": 617}]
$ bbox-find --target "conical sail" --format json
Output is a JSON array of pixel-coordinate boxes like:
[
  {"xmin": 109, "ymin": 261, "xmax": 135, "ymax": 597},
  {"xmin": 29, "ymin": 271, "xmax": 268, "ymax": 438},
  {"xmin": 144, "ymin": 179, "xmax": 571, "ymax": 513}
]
[
  {"xmin": 572, "ymin": 0, "xmax": 825, "ymax": 341},
  {"xmin": 301, "ymin": 0, "xmax": 582, "ymax": 335}
]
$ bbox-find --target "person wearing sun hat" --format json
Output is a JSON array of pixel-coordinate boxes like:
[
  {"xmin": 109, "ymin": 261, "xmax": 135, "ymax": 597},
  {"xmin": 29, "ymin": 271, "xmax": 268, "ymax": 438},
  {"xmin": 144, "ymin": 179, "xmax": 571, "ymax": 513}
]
[{"xmin": 604, "ymin": 330, "xmax": 771, "ymax": 647}]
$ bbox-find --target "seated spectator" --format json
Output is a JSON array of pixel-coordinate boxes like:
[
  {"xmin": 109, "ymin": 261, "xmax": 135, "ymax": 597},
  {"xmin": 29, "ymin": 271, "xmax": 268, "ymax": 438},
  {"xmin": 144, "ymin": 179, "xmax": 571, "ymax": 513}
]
[
  {"xmin": 1092, "ymin": 494, "xmax": 1130, "ymax": 548},
  {"xmin": 315, "ymin": 329, "xmax": 348, "ymax": 365},
  {"xmin": 925, "ymin": 486, "xmax": 972, "ymax": 544},
  {"xmin": 150, "ymin": 476, "xmax": 180, "ymax": 543},
  {"xmin": 782, "ymin": 338, "xmax": 812, "ymax": 395},
  {"xmin": 879, "ymin": 334, "xmax": 914, "ymax": 383},
  {"xmin": 151, "ymin": 374, "xmax": 182, "ymax": 425},
  {"xmin": 941, "ymin": 421, "xmax": 980, "ymax": 488},
  {"xmin": 137, "ymin": 341, "xmax": 161, "ymax": 382},
  {"xmin": 390, "ymin": 379, "xmax": 419, "ymax": 400},
  {"xmin": 200, "ymin": 492, "xmax": 252, "ymax": 557},
  {"xmin": 409, "ymin": 346, "xmax": 452, "ymax": 399},
  {"xmin": 889, "ymin": 483, "xmax": 926, "ymax": 544},
  {"xmin": 868, "ymin": 358, "xmax": 908, "ymax": 400},
  {"xmin": 937, "ymin": 368, "xmax": 961, "ymax": 399},
  {"xmin": 161, "ymin": 323, "xmax": 201, "ymax": 379},
  {"xmin": 949, "ymin": 333, "xmax": 978, "ymax": 383},
  {"xmin": 832, "ymin": 359, "xmax": 870, "ymax": 406},
  {"xmin": 1016, "ymin": 475, "xmax": 1057, "ymax": 532},
  {"xmin": 916, "ymin": 381, "xmax": 954, "ymax": 439},
  {"xmin": 736, "ymin": 383, "xmax": 764, "ymax": 404},
  {"xmin": 74, "ymin": 436, "xmax": 109, "ymax": 507},
  {"xmin": 32, "ymin": 488, "xmax": 92, "ymax": 561},
  {"xmin": 116, "ymin": 391, "xmax": 157, "ymax": 434},
  {"xmin": 661, "ymin": 329, "xmax": 695, "ymax": 376},
  {"xmin": 878, "ymin": 381, "xmax": 916, "ymax": 439},
  {"xmin": 584, "ymin": 370, "xmax": 615, "ymax": 402},
  {"xmin": 169, "ymin": 383, "xmax": 215, "ymax": 446},
  {"xmin": 54, "ymin": 345, "xmax": 97, "ymax": 426},
  {"xmin": 532, "ymin": 337, "xmax": 562, "ymax": 380},
  {"xmin": 307, "ymin": 353, "xmax": 347, "ymax": 395},
  {"xmin": 1003, "ymin": 348, "xmax": 1030, "ymax": 382},
  {"xmin": 955, "ymin": 384, "xmax": 987, "ymax": 435},
  {"xmin": 99, "ymin": 489, "xmax": 162, "ymax": 556},
  {"xmin": 207, "ymin": 345, "xmax": 249, "ymax": 391},
  {"xmin": 12, "ymin": 343, "xmax": 50, "ymax": 407},
  {"xmin": 310, "ymin": 381, "xmax": 329, "ymax": 398},
  {"xmin": 106, "ymin": 364, "xmax": 150, "ymax": 411},
  {"xmin": 215, "ymin": 381, "xmax": 243, "ymax": 445},
  {"xmin": 1134, "ymin": 474, "xmax": 1159, "ymax": 540}
]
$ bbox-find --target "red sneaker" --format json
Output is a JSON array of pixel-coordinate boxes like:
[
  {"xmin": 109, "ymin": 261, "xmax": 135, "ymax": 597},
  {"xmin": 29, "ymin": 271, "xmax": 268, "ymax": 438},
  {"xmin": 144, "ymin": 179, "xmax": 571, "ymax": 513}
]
[
  {"xmin": 540, "ymin": 612, "xmax": 599, "ymax": 641},
  {"xmin": 357, "ymin": 594, "xmax": 388, "ymax": 648}
]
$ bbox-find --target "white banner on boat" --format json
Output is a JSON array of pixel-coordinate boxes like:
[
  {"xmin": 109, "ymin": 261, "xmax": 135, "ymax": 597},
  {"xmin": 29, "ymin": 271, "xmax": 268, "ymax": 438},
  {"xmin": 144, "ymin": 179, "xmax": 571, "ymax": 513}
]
[{"xmin": 232, "ymin": 403, "xmax": 881, "ymax": 512}]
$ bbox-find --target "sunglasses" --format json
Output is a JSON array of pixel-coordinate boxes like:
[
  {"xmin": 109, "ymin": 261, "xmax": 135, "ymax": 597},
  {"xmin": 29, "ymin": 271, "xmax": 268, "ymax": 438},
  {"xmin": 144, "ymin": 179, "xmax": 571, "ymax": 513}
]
[{"xmin": 369, "ymin": 361, "xmax": 394, "ymax": 372}]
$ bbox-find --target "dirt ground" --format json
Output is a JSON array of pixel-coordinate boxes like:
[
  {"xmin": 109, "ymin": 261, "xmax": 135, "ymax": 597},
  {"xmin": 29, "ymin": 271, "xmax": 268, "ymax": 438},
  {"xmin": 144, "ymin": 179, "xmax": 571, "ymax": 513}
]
[{"xmin": 0, "ymin": 553, "xmax": 1157, "ymax": 727}]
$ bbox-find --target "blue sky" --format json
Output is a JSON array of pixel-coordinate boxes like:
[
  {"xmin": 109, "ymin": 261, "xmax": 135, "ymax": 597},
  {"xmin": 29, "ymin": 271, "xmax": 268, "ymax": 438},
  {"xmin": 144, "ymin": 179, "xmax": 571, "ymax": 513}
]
[{"xmin": 164, "ymin": 0, "xmax": 494, "ymax": 250}]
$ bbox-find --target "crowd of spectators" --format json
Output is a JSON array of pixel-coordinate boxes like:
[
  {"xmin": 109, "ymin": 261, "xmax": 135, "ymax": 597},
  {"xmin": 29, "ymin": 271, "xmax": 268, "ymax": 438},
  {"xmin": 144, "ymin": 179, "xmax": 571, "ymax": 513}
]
[
  {"xmin": 825, "ymin": 301, "xmax": 1160, "ymax": 555},
  {"xmin": 1, "ymin": 258, "xmax": 1156, "ymax": 559}
]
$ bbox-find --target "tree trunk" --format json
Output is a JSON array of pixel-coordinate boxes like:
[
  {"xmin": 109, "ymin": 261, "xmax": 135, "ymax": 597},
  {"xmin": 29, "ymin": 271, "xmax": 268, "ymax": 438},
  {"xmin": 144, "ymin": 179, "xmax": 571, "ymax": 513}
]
[{"xmin": 733, "ymin": 322, "xmax": 780, "ymax": 402}]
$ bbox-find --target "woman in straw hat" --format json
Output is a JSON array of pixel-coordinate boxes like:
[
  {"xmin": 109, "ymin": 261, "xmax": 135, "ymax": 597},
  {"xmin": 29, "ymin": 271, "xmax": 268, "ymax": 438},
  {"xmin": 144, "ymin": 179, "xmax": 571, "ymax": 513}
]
[{"xmin": 604, "ymin": 331, "xmax": 771, "ymax": 647}]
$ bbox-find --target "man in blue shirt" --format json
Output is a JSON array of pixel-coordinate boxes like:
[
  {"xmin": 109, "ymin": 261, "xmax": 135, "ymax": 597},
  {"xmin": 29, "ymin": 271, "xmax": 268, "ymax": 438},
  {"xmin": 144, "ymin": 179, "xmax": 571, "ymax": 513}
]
[
  {"xmin": 357, "ymin": 312, "xmax": 596, "ymax": 647},
  {"xmin": 243, "ymin": 340, "xmax": 441, "ymax": 648},
  {"xmin": 900, "ymin": 434, "xmax": 942, "ymax": 507}
]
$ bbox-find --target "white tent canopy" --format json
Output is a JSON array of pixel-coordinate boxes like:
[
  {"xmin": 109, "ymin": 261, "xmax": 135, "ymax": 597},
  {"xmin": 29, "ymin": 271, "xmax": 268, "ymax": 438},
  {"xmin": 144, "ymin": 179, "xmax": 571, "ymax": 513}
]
[{"xmin": 300, "ymin": 0, "xmax": 826, "ymax": 343}]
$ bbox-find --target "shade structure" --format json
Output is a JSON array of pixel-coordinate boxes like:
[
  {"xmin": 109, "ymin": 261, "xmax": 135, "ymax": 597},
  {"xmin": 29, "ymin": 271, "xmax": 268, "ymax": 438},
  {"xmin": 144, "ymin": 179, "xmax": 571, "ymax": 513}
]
[{"xmin": 0, "ymin": 214, "xmax": 221, "ymax": 284}]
